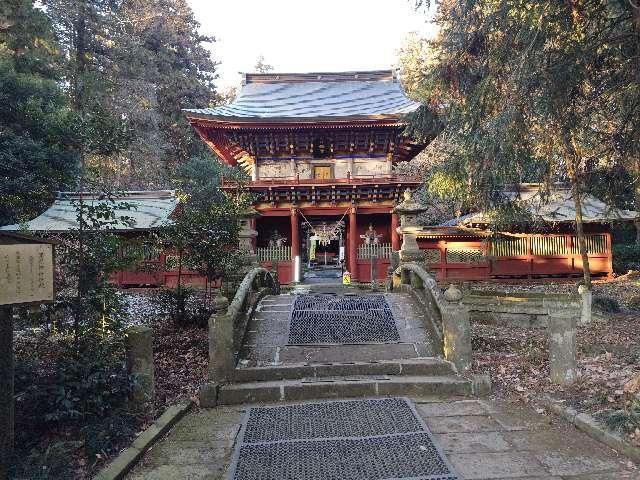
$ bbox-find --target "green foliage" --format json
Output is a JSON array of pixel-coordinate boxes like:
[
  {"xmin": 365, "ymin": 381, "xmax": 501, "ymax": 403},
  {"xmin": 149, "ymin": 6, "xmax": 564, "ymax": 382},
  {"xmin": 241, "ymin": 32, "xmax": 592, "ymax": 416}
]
[
  {"xmin": 592, "ymin": 295, "xmax": 622, "ymax": 314},
  {"xmin": 13, "ymin": 334, "xmax": 134, "ymax": 478},
  {"xmin": 406, "ymin": 0, "xmax": 640, "ymax": 228},
  {"xmin": 10, "ymin": 194, "xmax": 137, "ymax": 478},
  {"xmin": 0, "ymin": 0, "xmax": 78, "ymax": 225},
  {"xmin": 160, "ymin": 157, "xmax": 248, "ymax": 284},
  {"xmin": 90, "ymin": 0, "xmax": 219, "ymax": 183},
  {"xmin": 604, "ymin": 404, "xmax": 640, "ymax": 432},
  {"xmin": 157, "ymin": 285, "xmax": 211, "ymax": 327},
  {"xmin": 612, "ymin": 243, "xmax": 640, "ymax": 274}
]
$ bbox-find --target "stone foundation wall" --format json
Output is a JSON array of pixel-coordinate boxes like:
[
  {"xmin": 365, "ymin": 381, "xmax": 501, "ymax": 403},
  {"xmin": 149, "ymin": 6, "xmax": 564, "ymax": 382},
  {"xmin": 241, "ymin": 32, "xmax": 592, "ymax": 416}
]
[{"xmin": 464, "ymin": 292, "xmax": 581, "ymax": 329}]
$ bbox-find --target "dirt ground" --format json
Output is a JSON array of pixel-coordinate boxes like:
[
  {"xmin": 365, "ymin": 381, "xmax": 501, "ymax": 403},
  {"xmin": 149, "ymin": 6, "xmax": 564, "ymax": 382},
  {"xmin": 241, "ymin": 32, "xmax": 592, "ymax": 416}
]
[{"xmin": 468, "ymin": 274, "xmax": 640, "ymax": 447}]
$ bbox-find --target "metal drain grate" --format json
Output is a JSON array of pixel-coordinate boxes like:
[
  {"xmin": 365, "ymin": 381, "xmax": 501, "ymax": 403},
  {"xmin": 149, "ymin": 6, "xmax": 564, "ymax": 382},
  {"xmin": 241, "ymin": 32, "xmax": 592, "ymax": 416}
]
[
  {"xmin": 229, "ymin": 398, "xmax": 459, "ymax": 480},
  {"xmin": 242, "ymin": 398, "xmax": 423, "ymax": 443},
  {"xmin": 293, "ymin": 294, "xmax": 390, "ymax": 311},
  {"xmin": 288, "ymin": 294, "xmax": 400, "ymax": 344}
]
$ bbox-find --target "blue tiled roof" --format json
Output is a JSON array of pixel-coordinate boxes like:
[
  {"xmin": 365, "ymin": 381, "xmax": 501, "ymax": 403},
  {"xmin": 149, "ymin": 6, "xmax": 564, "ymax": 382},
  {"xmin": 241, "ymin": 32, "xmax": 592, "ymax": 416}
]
[{"xmin": 185, "ymin": 71, "xmax": 420, "ymax": 121}]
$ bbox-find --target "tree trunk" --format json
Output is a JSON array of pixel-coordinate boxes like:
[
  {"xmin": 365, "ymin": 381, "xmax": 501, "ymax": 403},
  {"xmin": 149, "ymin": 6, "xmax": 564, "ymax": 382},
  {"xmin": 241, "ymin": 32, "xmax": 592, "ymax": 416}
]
[
  {"xmin": 635, "ymin": 158, "xmax": 640, "ymax": 246},
  {"xmin": 0, "ymin": 306, "xmax": 14, "ymax": 479},
  {"xmin": 566, "ymin": 155, "xmax": 592, "ymax": 289}
]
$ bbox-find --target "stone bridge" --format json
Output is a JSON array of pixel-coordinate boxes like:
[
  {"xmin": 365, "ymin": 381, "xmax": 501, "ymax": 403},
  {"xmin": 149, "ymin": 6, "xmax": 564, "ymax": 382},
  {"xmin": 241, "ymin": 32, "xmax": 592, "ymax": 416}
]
[{"xmin": 120, "ymin": 266, "xmax": 637, "ymax": 480}]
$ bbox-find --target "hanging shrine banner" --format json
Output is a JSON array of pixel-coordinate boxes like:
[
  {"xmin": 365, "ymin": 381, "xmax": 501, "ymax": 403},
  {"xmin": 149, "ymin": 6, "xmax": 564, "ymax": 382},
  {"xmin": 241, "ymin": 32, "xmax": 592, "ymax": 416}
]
[
  {"xmin": 0, "ymin": 243, "xmax": 54, "ymax": 305},
  {"xmin": 309, "ymin": 236, "xmax": 317, "ymax": 261}
]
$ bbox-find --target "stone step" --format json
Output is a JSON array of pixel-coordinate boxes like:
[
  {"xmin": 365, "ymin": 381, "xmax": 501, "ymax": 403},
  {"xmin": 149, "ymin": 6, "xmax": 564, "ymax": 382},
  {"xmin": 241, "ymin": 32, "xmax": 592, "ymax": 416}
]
[
  {"xmin": 233, "ymin": 358, "xmax": 456, "ymax": 383},
  {"xmin": 217, "ymin": 375, "xmax": 473, "ymax": 405}
]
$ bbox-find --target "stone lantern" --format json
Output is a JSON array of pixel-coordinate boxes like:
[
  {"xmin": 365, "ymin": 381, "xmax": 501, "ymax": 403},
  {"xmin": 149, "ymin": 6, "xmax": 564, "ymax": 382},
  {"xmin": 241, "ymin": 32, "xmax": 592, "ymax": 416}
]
[
  {"xmin": 393, "ymin": 188, "xmax": 427, "ymax": 262},
  {"xmin": 238, "ymin": 206, "xmax": 260, "ymax": 264}
]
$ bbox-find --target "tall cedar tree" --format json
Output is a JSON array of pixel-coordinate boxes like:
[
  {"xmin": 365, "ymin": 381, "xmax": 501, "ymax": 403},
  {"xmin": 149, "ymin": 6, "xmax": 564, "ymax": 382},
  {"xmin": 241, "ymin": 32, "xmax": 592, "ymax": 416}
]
[
  {"xmin": 97, "ymin": 0, "xmax": 219, "ymax": 187},
  {"xmin": 0, "ymin": 0, "xmax": 78, "ymax": 226},
  {"xmin": 410, "ymin": 0, "xmax": 640, "ymax": 287}
]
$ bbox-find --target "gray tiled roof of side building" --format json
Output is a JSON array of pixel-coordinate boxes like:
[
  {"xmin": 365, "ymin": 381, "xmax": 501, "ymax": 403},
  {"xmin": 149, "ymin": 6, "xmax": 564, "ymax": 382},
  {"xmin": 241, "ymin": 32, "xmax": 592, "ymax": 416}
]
[{"xmin": 0, "ymin": 191, "xmax": 178, "ymax": 232}]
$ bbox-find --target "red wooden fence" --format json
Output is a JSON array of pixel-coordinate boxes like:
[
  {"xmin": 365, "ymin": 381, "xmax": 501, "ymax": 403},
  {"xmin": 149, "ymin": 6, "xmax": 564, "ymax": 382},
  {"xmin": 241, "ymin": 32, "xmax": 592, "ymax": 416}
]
[{"xmin": 417, "ymin": 233, "xmax": 613, "ymax": 282}]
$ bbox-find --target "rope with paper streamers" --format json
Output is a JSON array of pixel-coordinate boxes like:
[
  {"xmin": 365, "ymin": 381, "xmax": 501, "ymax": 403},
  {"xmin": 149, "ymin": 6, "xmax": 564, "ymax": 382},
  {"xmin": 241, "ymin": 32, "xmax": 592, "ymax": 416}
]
[{"xmin": 297, "ymin": 208, "xmax": 350, "ymax": 246}]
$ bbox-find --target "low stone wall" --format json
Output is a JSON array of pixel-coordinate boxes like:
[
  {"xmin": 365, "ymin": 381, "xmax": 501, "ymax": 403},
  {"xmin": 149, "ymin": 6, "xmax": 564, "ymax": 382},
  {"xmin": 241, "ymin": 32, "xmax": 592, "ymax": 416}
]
[
  {"xmin": 464, "ymin": 291, "xmax": 582, "ymax": 329},
  {"xmin": 201, "ymin": 267, "xmax": 278, "ymax": 407}
]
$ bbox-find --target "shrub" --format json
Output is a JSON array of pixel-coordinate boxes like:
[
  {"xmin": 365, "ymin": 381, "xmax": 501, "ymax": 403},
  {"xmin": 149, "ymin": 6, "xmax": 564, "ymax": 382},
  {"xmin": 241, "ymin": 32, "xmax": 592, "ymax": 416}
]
[
  {"xmin": 612, "ymin": 243, "xmax": 640, "ymax": 274},
  {"xmin": 625, "ymin": 294, "xmax": 640, "ymax": 310},
  {"xmin": 592, "ymin": 295, "xmax": 621, "ymax": 313},
  {"xmin": 158, "ymin": 285, "xmax": 212, "ymax": 327},
  {"xmin": 13, "ymin": 333, "xmax": 134, "ymax": 475},
  {"xmin": 605, "ymin": 405, "xmax": 640, "ymax": 432}
]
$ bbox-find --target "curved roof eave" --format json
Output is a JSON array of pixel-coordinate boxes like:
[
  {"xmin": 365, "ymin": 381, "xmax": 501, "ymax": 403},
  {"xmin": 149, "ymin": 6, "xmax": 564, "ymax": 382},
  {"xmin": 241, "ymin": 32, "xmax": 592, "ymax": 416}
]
[{"xmin": 183, "ymin": 111, "xmax": 413, "ymax": 125}]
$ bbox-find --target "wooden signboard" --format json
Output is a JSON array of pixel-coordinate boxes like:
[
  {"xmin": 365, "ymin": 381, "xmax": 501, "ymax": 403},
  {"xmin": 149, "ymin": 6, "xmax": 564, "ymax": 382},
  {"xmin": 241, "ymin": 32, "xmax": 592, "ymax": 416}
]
[
  {"xmin": 0, "ymin": 243, "xmax": 54, "ymax": 306},
  {"xmin": 0, "ymin": 233, "xmax": 55, "ymax": 477}
]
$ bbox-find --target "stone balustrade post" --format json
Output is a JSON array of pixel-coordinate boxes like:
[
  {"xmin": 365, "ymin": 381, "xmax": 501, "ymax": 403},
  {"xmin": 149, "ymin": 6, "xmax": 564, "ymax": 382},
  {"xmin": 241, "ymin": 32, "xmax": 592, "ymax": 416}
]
[
  {"xmin": 125, "ymin": 326, "xmax": 155, "ymax": 411},
  {"xmin": 546, "ymin": 299, "xmax": 578, "ymax": 385},
  {"xmin": 441, "ymin": 284, "xmax": 472, "ymax": 372},
  {"xmin": 400, "ymin": 267, "xmax": 411, "ymax": 286},
  {"xmin": 201, "ymin": 294, "xmax": 231, "ymax": 408},
  {"xmin": 208, "ymin": 294, "xmax": 232, "ymax": 384}
]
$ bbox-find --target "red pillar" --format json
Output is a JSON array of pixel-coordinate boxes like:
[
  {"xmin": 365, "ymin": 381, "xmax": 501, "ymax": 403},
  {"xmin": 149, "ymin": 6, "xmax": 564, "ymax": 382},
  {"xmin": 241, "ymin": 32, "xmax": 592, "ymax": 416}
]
[
  {"xmin": 291, "ymin": 208, "xmax": 300, "ymax": 282},
  {"xmin": 349, "ymin": 206, "xmax": 358, "ymax": 279},
  {"xmin": 391, "ymin": 212, "xmax": 400, "ymax": 251}
]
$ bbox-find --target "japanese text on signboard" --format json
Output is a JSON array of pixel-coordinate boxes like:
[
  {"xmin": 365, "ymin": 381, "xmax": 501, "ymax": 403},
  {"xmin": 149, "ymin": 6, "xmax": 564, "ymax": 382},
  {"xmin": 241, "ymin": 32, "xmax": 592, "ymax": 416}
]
[{"xmin": 0, "ymin": 244, "xmax": 54, "ymax": 305}]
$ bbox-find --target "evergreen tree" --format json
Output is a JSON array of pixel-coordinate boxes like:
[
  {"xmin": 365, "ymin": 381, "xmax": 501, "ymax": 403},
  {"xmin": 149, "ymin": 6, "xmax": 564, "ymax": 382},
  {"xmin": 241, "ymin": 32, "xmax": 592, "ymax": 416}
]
[
  {"xmin": 409, "ymin": 0, "xmax": 640, "ymax": 287},
  {"xmin": 0, "ymin": 0, "xmax": 78, "ymax": 225},
  {"xmin": 105, "ymin": 0, "xmax": 219, "ymax": 186}
]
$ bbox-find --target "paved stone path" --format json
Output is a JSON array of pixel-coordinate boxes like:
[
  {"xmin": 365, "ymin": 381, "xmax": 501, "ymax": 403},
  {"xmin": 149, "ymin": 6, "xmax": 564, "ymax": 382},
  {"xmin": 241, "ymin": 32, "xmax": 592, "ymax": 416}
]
[
  {"xmin": 124, "ymin": 287, "xmax": 638, "ymax": 479},
  {"xmin": 127, "ymin": 398, "xmax": 638, "ymax": 479}
]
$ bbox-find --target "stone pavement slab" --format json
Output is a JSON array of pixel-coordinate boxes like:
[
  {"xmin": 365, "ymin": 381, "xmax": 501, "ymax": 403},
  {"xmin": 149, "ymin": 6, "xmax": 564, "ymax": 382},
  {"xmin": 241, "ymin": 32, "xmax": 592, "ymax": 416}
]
[
  {"xmin": 448, "ymin": 451, "xmax": 548, "ymax": 479},
  {"xmin": 125, "ymin": 398, "xmax": 638, "ymax": 480}
]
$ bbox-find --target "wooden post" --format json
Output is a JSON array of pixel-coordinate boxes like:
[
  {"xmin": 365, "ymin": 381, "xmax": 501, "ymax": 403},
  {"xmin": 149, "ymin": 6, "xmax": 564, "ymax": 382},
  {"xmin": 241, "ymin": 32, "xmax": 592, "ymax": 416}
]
[
  {"xmin": 349, "ymin": 207, "xmax": 358, "ymax": 280},
  {"xmin": 440, "ymin": 241, "xmax": 448, "ymax": 282},
  {"xmin": 605, "ymin": 232, "xmax": 613, "ymax": 277},
  {"xmin": 0, "ymin": 305, "xmax": 14, "ymax": 479},
  {"xmin": 391, "ymin": 213, "xmax": 400, "ymax": 251},
  {"xmin": 526, "ymin": 235, "xmax": 533, "ymax": 278}
]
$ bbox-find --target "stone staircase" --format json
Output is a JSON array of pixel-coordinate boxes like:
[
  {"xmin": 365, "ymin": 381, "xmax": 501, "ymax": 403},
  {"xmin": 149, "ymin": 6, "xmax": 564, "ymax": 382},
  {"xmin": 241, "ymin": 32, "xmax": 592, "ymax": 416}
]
[
  {"xmin": 218, "ymin": 359, "xmax": 472, "ymax": 405},
  {"xmin": 215, "ymin": 291, "xmax": 476, "ymax": 405}
]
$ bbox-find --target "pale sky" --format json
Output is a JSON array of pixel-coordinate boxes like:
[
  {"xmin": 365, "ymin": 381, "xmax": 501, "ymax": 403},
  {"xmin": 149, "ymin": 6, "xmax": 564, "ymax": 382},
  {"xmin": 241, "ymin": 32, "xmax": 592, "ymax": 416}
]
[{"xmin": 187, "ymin": 0, "xmax": 436, "ymax": 89}]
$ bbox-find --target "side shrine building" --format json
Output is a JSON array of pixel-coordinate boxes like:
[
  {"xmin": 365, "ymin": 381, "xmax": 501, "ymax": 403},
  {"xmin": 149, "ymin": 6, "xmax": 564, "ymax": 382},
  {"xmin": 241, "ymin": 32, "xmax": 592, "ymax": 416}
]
[{"xmin": 185, "ymin": 70, "xmax": 425, "ymax": 283}]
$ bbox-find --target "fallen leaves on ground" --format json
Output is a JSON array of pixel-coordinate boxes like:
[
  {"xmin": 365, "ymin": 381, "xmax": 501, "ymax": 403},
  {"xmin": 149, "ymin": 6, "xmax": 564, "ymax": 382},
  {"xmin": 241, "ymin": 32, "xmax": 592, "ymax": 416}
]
[
  {"xmin": 471, "ymin": 277, "xmax": 640, "ymax": 446},
  {"xmin": 152, "ymin": 316, "xmax": 208, "ymax": 410},
  {"xmin": 123, "ymin": 290, "xmax": 209, "ymax": 412}
]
